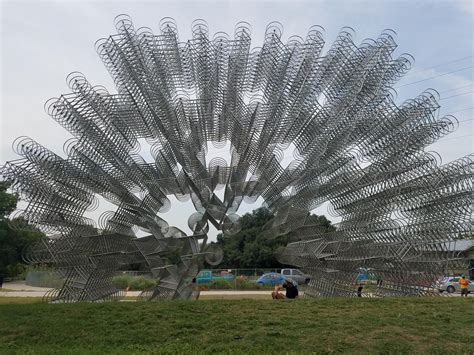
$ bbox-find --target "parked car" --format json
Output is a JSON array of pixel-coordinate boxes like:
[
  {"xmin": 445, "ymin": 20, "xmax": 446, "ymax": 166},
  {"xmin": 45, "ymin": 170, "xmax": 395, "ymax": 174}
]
[
  {"xmin": 256, "ymin": 272, "xmax": 287, "ymax": 286},
  {"xmin": 355, "ymin": 268, "xmax": 378, "ymax": 285},
  {"xmin": 280, "ymin": 269, "xmax": 311, "ymax": 285},
  {"xmin": 194, "ymin": 270, "xmax": 234, "ymax": 284},
  {"xmin": 437, "ymin": 276, "xmax": 474, "ymax": 294}
]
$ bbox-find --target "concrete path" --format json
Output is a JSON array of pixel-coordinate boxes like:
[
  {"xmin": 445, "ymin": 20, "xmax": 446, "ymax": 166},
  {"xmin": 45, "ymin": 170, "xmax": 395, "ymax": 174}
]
[
  {"xmin": 0, "ymin": 281, "xmax": 52, "ymax": 297},
  {"xmin": 1, "ymin": 281, "xmax": 464, "ymax": 298},
  {"xmin": 0, "ymin": 281, "xmax": 271, "ymax": 298},
  {"xmin": 1, "ymin": 281, "xmax": 53, "ymax": 292},
  {"xmin": 0, "ymin": 281, "xmax": 141, "ymax": 298}
]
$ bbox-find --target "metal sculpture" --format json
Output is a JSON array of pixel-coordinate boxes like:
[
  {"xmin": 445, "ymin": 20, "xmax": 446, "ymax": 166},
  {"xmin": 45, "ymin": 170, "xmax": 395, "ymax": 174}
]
[{"xmin": 1, "ymin": 15, "xmax": 472, "ymax": 301}]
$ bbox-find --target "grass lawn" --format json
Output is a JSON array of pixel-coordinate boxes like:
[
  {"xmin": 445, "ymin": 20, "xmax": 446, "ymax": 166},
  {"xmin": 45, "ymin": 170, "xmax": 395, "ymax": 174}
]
[
  {"xmin": 0, "ymin": 298, "xmax": 473, "ymax": 354},
  {"xmin": 0, "ymin": 297, "xmax": 43, "ymax": 304}
]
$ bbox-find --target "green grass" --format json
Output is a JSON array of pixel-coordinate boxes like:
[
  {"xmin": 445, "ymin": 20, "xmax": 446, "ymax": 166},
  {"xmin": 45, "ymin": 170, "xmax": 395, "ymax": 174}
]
[
  {"xmin": 0, "ymin": 297, "xmax": 43, "ymax": 304},
  {"xmin": 0, "ymin": 298, "xmax": 473, "ymax": 354}
]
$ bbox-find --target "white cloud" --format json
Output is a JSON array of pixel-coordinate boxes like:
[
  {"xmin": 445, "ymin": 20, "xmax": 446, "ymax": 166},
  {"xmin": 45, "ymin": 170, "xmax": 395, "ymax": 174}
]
[{"xmin": 452, "ymin": 0, "xmax": 474, "ymax": 16}]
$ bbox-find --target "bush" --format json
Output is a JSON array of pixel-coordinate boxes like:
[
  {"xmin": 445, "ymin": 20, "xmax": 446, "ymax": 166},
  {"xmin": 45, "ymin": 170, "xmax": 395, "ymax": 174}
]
[
  {"xmin": 7, "ymin": 264, "xmax": 28, "ymax": 280},
  {"xmin": 236, "ymin": 277, "xmax": 273, "ymax": 290},
  {"xmin": 210, "ymin": 280, "xmax": 234, "ymax": 290},
  {"xmin": 130, "ymin": 276, "xmax": 156, "ymax": 290},
  {"xmin": 111, "ymin": 275, "xmax": 130, "ymax": 290},
  {"xmin": 111, "ymin": 275, "xmax": 157, "ymax": 291},
  {"xmin": 205, "ymin": 277, "xmax": 274, "ymax": 290}
]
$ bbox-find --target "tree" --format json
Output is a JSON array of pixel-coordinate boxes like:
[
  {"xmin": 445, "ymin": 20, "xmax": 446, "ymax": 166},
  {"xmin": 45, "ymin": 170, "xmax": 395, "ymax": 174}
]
[
  {"xmin": 304, "ymin": 213, "xmax": 336, "ymax": 231},
  {"xmin": 0, "ymin": 182, "xmax": 44, "ymax": 277},
  {"xmin": 0, "ymin": 181, "xmax": 17, "ymax": 220},
  {"xmin": 207, "ymin": 207, "xmax": 336, "ymax": 269}
]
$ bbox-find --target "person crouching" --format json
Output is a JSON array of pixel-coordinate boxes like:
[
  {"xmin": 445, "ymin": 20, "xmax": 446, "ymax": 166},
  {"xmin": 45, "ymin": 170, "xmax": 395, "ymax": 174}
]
[{"xmin": 272, "ymin": 279, "xmax": 298, "ymax": 299}]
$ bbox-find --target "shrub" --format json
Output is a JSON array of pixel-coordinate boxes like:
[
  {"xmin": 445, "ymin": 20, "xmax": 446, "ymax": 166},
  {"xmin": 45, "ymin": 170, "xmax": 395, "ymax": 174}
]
[
  {"xmin": 236, "ymin": 277, "xmax": 273, "ymax": 290},
  {"xmin": 205, "ymin": 277, "xmax": 274, "ymax": 290},
  {"xmin": 130, "ymin": 276, "xmax": 156, "ymax": 290},
  {"xmin": 7, "ymin": 264, "xmax": 28, "ymax": 280},
  {"xmin": 236, "ymin": 277, "xmax": 253, "ymax": 290},
  {"xmin": 111, "ymin": 275, "xmax": 130, "ymax": 290},
  {"xmin": 111, "ymin": 275, "xmax": 157, "ymax": 291},
  {"xmin": 210, "ymin": 280, "xmax": 234, "ymax": 290}
]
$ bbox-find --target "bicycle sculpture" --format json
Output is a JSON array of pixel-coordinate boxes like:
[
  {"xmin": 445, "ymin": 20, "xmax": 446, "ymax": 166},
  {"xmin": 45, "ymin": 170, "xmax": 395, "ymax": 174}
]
[{"xmin": 1, "ymin": 15, "xmax": 472, "ymax": 301}]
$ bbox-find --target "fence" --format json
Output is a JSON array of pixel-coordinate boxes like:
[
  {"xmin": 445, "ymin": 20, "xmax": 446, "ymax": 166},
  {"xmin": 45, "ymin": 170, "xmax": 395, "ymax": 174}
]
[
  {"xmin": 118, "ymin": 268, "xmax": 284, "ymax": 290},
  {"xmin": 20, "ymin": 268, "xmax": 295, "ymax": 291},
  {"xmin": 195, "ymin": 268, "xmax": 288, "ymax": 291},
  {"xmin": 207, "ymin": 268, "xmax": 280, "ymax": 279},
  {"xmin": 25, "ymin": 270, "xmax": 64, "ymax": 288}
]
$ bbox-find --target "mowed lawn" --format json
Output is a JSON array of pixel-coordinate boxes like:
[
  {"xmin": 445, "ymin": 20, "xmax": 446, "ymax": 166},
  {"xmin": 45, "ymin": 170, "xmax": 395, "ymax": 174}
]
[{"xmin": 0, "ymin": 298, "xmax": 473, "ymax": 354}]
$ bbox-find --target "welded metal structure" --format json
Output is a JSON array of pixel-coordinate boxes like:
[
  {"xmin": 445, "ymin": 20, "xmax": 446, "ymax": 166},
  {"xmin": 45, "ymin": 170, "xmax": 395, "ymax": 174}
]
[{"xmin": 1, "ymin": 15, "xmax": 472, "ymax": 301}]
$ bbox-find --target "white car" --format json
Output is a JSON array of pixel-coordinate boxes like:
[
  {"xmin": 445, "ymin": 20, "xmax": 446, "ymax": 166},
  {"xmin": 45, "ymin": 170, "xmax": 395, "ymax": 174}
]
[
  {"xmin": 280, "ymin": 269, "xmax": 311, "ymax": 285},
  {"xmin": 438, "ymin": 276, "xmax": 473, "ymax": 294}
]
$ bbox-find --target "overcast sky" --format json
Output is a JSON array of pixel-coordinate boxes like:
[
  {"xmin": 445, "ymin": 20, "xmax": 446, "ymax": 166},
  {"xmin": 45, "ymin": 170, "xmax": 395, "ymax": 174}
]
[{"xmin": 1, "ymin": 0, "xmax": 472, "ymax": 238}]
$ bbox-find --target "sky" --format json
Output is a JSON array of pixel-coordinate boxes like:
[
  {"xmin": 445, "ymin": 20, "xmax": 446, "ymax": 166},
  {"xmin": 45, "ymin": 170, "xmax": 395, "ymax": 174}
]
[{"xmin": 1, "ymin": 0, "xmax": 473, "ymax": 239}]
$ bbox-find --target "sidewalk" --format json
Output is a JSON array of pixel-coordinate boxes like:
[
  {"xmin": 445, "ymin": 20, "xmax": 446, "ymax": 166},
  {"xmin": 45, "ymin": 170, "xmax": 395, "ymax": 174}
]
[
  {"xmin": 0, "ymin": 281, "xmax": 52, "ymax": 298},
  {"xmin": 1, "ymin": 281, "xmax": 460, "ymax": 299},
  {"xmin": 0, "ymin": 281, "xmax": 272, "ymax": 298},
  {"xmin": 1, "ymin": 281, "xmax": 53, "ymax": 292}
]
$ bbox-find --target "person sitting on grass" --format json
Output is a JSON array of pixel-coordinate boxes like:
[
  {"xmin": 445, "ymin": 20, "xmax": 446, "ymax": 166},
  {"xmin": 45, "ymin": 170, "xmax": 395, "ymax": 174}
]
[
  {"xmin": 272, "ymin": 278, "xmax": 298, "ymax": 299},
  {"xmin": 459, "ymin": 274, "xmax": 470, "ymax": 297}
]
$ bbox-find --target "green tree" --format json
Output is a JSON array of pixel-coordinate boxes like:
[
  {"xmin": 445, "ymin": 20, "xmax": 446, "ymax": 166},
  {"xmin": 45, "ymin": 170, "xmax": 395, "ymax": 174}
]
[
  {"xmin": 0, "ymin": 182, "xmax": 44, "ymax": 278},
  {"xmin": 304, "ymin": 213, "xmax": 336, "ymax": 231},
  {"xmin": 0, "ymin": 181, "xmax": 17, "ymax": 220},
  {"xmin": 208, "ymin": 207, "xmax": 335, "ymax": 269}
]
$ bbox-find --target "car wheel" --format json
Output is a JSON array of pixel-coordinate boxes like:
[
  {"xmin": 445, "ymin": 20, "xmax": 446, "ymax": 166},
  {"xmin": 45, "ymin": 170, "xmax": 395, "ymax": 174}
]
[{"xmin": 447, "ymin": 285, "xmax": 455, "ymax": 293}]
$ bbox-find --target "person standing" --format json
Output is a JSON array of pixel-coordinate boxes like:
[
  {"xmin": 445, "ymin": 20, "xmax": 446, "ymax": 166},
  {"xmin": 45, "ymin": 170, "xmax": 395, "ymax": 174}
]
[
  {"xmin": 459, "ymin": 274, "xmax": 469, "ymax": 297},
  {"xmin": 356, "ymin": 269, "xmax": 368, "ymax": 297}
]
